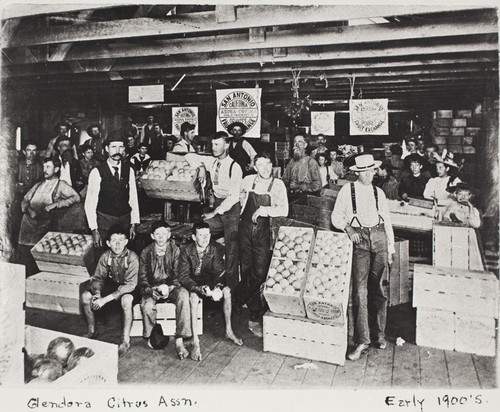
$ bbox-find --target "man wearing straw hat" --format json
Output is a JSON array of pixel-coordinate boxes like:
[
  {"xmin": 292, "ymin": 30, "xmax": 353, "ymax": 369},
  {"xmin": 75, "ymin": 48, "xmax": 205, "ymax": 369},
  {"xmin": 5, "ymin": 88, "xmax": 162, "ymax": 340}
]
[{"xmin": 331, "ymin": 154, "xmax": 395, "ymax": 361}]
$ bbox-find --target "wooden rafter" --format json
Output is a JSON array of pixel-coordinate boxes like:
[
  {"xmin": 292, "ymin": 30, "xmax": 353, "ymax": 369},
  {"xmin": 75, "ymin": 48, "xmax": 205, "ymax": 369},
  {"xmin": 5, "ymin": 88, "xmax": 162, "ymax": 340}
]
[{"xmin": 5, "ymin": 5, "xmax": 492, "ymax": 48}]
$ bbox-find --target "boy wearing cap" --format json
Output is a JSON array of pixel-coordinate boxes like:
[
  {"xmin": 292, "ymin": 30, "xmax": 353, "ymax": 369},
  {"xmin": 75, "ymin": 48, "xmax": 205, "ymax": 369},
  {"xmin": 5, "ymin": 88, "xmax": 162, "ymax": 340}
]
[
  {"xmin": 138, "ymin": 221, "xmax": 192, "ymax": 358},
  {"xmin": 84, "ymin": 134, "xmax": 140, "ymax": 248},
  {"xmin": 331, "ymin": 154, "xmax": 395, "ymax": 361},
  {"xmin": 442, "ymin": 183, "xmax": 481, "ymax": 228},
  {"xmin": 81, "ymin": 225, "xmax": 139, "ymax": 356}
]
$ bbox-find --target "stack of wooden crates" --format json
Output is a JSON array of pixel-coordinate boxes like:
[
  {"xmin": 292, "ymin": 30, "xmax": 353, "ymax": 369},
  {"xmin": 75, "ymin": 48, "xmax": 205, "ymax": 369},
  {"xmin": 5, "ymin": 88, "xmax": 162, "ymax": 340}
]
[
  {"xmin": 263, "ymin": 227, "xmax": 353, "ymax": 365},
  {"xmin": 27, "ymin": 232, "xmax": 95, "ymax": 315},
  {"xmin": 431, "ymin": 109, "xmax": 480, "ymax": 155},
  {"xmin": 413, "ymin": 222, "xmax": 498, "ymax": 356}
]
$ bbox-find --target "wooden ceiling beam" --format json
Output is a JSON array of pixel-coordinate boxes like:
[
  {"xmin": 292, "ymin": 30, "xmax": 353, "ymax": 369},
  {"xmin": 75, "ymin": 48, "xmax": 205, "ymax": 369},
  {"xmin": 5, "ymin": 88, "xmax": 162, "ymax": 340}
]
[
  {"xmin": 6, "ymin": 39, "xmax": 496, "ymax": 78},
  {"xmin": 45, "ymin": 15, "xmax": 500, "ymax": 63},
  {"xmin": 6, "ymin": 5, "xmax": 493, "ymax": 48}
]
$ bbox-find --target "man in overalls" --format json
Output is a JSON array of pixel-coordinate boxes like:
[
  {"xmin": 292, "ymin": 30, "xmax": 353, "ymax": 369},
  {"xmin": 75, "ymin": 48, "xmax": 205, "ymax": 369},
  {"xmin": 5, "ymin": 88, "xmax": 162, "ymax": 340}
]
[
  {"xmin": 235, "ymin": 153, "xmax": 288, "ymax": 336},
  {"xmin": 185, "ymin": 131, "xmax": 243, "ymax": 292},
  {"xmin": 227, "ymin": 122, "xmax": 257, "ymax": 176},
  {"xmin": 331, "ymin": 154, "xmax": 395, "ymax": 361}
]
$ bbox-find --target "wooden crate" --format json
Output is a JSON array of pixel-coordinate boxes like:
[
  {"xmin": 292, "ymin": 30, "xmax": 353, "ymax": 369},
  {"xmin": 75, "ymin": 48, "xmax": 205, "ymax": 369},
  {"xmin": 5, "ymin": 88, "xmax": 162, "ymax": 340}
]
[
  {"xmin": 25, "ymin": 326, "xmax": 118, "ymax": 385},
  {"xmin": 416, "ymin": 308, "xmax": 455, "ymax": 351},
  {"xmin": 289, "ymin": 195, "xmax": 334, "ymax": 229},
  {"xmin": 465, "ymin": 127, "xmax": 481, "ymax": 136},
  {"xmin": 270, "ymin": 217, "xmax": 324, "ymax": 247},
  {"xmin": 463, "ymin": 146, "xmax": 476, "ymax": 154},
  {"xmin": 382, "ymin": 238, "xmax": 410, "ymax": 306},
  {"xmin": 434, "ymin": 127, "xmax": 450, "ymax": 136},
  {"xmin": 433, "ymin": 221, "xmax": 485, "ymax": 270},
  {"xmin": 454, "ymin": 313, "xmax": 496, "ymax": 357},
  {"xmin": 130, "ymin": 302, "xmax": 203, "ymax": 337},
  {"xmin": 451, "ymin": 118, "xmax": 467, "ymax": 127},
  {"xmin": 432, "ymin": 135, "xmax": 447, "ymax": 145},
  {"xmin": 263, "ymin": 311, "xmax": 348, "ymax": 365},
  {"xmin": 455, "ymin": 109, "xmax": 472, "ymax": 118},
  {"xmin": 449, "ymin": 127, "xmax": 465, "ymax": 136},
  {"xmin": 0, "ymin": 263, "xmax": 25, "ymax": 386},
  {"xmin": 31, "ymin": 232, "xmax": 96, "ymax": 277},
  {"xmin": 433, "ymin": 118, "xmax": 452, "ymax": 128},
  {"xmin": 448, "ymin": 136, "xmax": 462, "ymax": 145},
  {"xmin": 412, "ymin": 264, "xmax": 498, "ymax": 318},
  {"xmin": 303, "ymin": 230, "xmax": 352, "ymax": 325},
  {"xmin": 463, "ymin": 135, "xmax": 475, "ymax": 145},
  {"xmin": 388, "ymin": 200, "xmax": 434, "ymax": 232},
  {"xmin": 26, "ymin": 272, "xmax": 90, "ymax": 315},
  {"xmin": 263, "ymin": 226, "xmax": 314, "ymax": 317},
  {"xmin": 436, "ymin": 110, "xmax": 453, "ymax": 118}
]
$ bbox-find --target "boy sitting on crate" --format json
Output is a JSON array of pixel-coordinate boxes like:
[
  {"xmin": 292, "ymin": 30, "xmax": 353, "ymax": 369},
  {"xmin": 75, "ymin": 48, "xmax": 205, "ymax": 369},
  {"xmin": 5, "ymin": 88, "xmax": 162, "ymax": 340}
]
[
  {"xmin": 442, "ymin": 182, "xmax": 481, "ymax": 228},
  {"xmin": 178, "ymin": 221, "xmax": 243, "ymax": 361},
  {"xmin": 138, "ymin": 221, "xmax": 193, "ymax": 359},
  {"xmin": 81, "ymin": 225, "xmax": 139, "ymax": 357}
]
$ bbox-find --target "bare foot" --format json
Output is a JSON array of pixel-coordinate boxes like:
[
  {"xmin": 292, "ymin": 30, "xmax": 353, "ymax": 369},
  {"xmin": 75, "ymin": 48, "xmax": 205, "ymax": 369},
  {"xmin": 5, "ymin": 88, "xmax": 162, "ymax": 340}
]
[
  {"xmin": 225, "ymin": 332, "xmax": 243, "ymax": 346},
  {"xmin": 190, "ymin": 344, "xmax": 202, "ymax": 361},
  {"xmin": 84, "ymin": 330, "xmax": 97, "ymax": 339},
  {"xmin": 175, "ymin": 341, "xmax": 189, "ymax": 360}
]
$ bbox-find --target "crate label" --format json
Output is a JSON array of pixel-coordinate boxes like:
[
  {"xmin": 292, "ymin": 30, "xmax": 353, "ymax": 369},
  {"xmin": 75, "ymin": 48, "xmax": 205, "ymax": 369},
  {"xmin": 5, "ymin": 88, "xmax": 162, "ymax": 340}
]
[{"xmin": 307, "ymin": 301, "xmax": 342, "ymax": 320}]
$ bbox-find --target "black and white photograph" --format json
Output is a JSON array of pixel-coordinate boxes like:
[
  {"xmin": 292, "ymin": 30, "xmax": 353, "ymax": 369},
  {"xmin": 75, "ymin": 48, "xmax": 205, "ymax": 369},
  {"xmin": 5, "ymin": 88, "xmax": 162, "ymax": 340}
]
[{"xmin": 0, "ymin": 1, "xmax": 499, "ymax": 411}]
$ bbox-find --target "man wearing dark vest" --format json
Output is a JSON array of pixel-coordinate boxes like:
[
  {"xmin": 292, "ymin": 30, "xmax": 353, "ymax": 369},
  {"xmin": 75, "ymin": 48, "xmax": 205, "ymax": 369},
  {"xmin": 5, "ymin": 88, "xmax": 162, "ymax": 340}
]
[
  {"xmin": 227, "ymin": 122, "xmax": 256, "ymax": 176},
  {"xmin": 331, "ymin": 154, "xmax": 395, "ymax": 361},
  {"xmin": 85, "ymin": 134, "xmax": 140, "ymax": 249}
]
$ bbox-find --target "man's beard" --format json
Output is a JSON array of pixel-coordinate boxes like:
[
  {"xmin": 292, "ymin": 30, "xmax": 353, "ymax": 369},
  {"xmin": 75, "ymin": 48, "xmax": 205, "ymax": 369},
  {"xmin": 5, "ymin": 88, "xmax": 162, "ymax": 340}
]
[{"xmin": 293, "ymin": 150, "xmax": 303, "ymax": 161}]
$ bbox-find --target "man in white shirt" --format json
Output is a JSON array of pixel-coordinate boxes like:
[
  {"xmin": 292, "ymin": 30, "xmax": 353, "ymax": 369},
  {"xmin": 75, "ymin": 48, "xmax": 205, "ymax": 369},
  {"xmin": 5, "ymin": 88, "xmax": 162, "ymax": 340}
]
[
  {"xmin": 185, "ymin": 131, "xmax": 243, "ymax": 291},
  {"xmin": 54, "ymin": 135, "xmax": 83, "ymax": 192},
  {"xmin": 331, "ymin": 154, "xmax": 395, "ymax": 361},
  {"xmin": 310, "ymin": 133, "xmax": 328, "ymax": 158},
  {"xmin": 172, "ymin": 122, "xmax": 197, "ymax": 154},
  {"xmin": 85, "ymin": 135, "xmax": 140, "ymax": 249}
]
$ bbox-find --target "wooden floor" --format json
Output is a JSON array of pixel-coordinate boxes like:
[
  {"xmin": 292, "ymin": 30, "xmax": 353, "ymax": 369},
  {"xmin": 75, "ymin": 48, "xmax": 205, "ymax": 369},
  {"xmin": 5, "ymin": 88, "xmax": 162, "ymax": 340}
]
[{"xmin": 25, "ymin": 304, "xmax": 496, "ymax": 389}]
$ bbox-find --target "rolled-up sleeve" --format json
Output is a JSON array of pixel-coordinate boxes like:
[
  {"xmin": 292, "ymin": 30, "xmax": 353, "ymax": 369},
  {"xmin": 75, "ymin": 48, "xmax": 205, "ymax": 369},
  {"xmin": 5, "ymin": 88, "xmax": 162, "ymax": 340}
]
[
  {"xmin": 84, "ymin": 168, "xmax": 101, "ymax": 231},
  {"xmin": 259, "ymin": 179, "xmax": 289, "ymax": 218},
  {"xmin": 128, "ymin": 168, "xmax": 140, "ymax": 225},
  {"xmin": 331, "ymin": 185, "xmax": 351, "ymax": 231},
  {"xmin": 215, "ymin": 163, "xmax": 242, "ymax": 215}
]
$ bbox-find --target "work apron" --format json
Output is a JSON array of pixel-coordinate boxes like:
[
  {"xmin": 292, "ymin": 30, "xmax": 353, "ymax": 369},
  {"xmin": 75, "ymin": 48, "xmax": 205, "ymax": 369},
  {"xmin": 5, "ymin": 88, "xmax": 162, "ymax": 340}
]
[
  {"xmin": 235, "ymin": 177, "xmax": 274, "ymax": 320},
  {"xmin": 18, "ymin": 180, "xmax": 59, "ymax": 246}
]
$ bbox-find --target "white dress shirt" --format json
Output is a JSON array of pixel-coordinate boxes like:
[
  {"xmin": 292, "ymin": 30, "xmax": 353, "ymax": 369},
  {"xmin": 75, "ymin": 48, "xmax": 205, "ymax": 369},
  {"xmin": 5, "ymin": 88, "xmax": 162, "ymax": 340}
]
[
  {"xmin": 239, "ymin": 175, "xmax": 289, "ymax": 218},
  {"xmin": 331, "ymin": 180, "xmax": 395, "ymax": 254},
  {"xmin": 59, "ymin": 157, "xmax": 72, "ymax": 186},
  {"xmin": 84, "ymin": 160, "xmax": 140, "ymax": 230},
  {"xmin": 423, "ymin": 176, "xmax": 461, "ymax": 205},
  {"xmin": 185, "ymin": 153, "xmax": 242, "ymax": 215},
  {"xmin": 172, "ymin": 139, "xmax": 196, "ymax": 154}
]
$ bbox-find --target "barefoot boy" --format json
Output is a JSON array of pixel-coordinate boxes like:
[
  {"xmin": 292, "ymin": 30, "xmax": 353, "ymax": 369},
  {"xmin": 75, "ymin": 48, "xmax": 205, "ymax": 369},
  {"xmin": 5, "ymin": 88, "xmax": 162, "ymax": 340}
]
[
  {"xmin": 81, "ymin": 225, "xmax": 139, "ymax": 356},
  {"xmin": 178, "ymin": 221, "xmax": 243, "ymax": 361},
  {"xmin": 138, "ymin": 221, "xmax": 191, "ymax": 359}
]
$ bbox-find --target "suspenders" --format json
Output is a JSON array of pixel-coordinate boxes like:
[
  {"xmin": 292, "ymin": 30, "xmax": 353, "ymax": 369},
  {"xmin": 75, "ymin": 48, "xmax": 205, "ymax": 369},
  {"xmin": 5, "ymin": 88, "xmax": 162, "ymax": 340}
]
[
  {"xmin": 350, "ymin": 182, "xmax": 382, "ymax": 227},
  {"xmin": 252, "ymin": 175, "xmax": 274, "ymax": 192}
]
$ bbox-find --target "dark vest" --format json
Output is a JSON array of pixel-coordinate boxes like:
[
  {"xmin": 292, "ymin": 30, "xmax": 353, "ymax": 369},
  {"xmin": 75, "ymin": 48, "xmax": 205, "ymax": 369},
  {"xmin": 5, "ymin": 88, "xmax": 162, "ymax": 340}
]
[
  {"xmin": 229, "ymin": 139, "xmax": 251, "ymax": 172},
  {"xmin": 96, "ymin": 162, "xmax": 131, "ymax": 217}
]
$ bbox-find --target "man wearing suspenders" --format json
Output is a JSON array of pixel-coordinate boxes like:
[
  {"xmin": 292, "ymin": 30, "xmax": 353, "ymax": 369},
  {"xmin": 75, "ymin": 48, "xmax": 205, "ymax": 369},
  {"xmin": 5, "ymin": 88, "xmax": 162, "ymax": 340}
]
[
  {"xmin": 185, "ymin": 131, "xmax": 243, "ymax": 292},
  {"xmin": 235, "ymin": 153, "xmax": 288, "ymax": 336},
  {"xmin": 331, "ymin": 154, "xmax": 395, "ymax": 361}
]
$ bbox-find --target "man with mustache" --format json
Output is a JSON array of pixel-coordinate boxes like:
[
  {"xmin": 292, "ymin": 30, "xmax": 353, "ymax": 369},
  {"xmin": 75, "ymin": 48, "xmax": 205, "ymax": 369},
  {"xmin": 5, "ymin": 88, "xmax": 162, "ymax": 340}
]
[
  {"xmin": 85, "ymin": 135, "xmax": 140, "ymax": 249},
  {"xmin": 282, "ymin": 134, "xmax": 322, "ymax": 202}
]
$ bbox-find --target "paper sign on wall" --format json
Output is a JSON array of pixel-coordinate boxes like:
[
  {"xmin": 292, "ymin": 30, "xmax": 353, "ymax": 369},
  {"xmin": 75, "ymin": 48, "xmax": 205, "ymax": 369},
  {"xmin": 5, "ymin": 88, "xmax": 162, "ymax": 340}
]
[
  {"xmin": 349, "ymin": 99, "xmax": 389, "ymax": 135},
  {"xmin": 172, "ymin": 107, "xmax": 199, "ymax": 136},
  {"xmin": 311, "ymin": 111, "xmax": 335, "ymax": 136},
  {"xmin": 216, "ymin": 88, "xmax": 261, "ymax": 138}
]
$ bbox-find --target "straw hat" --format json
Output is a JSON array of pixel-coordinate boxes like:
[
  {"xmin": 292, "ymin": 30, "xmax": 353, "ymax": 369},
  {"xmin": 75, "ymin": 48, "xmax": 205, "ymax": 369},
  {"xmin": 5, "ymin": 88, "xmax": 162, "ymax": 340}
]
[{"xmin": 349, "ymin": 154, "xmax": 382, "ymax": 171}]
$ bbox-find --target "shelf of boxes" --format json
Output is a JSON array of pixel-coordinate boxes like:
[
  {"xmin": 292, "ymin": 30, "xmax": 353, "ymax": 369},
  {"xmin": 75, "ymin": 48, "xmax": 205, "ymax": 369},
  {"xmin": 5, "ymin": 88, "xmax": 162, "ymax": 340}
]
[{"xmin": 431, "ymin": 109, "xmax": 480, "ymax": 155}]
